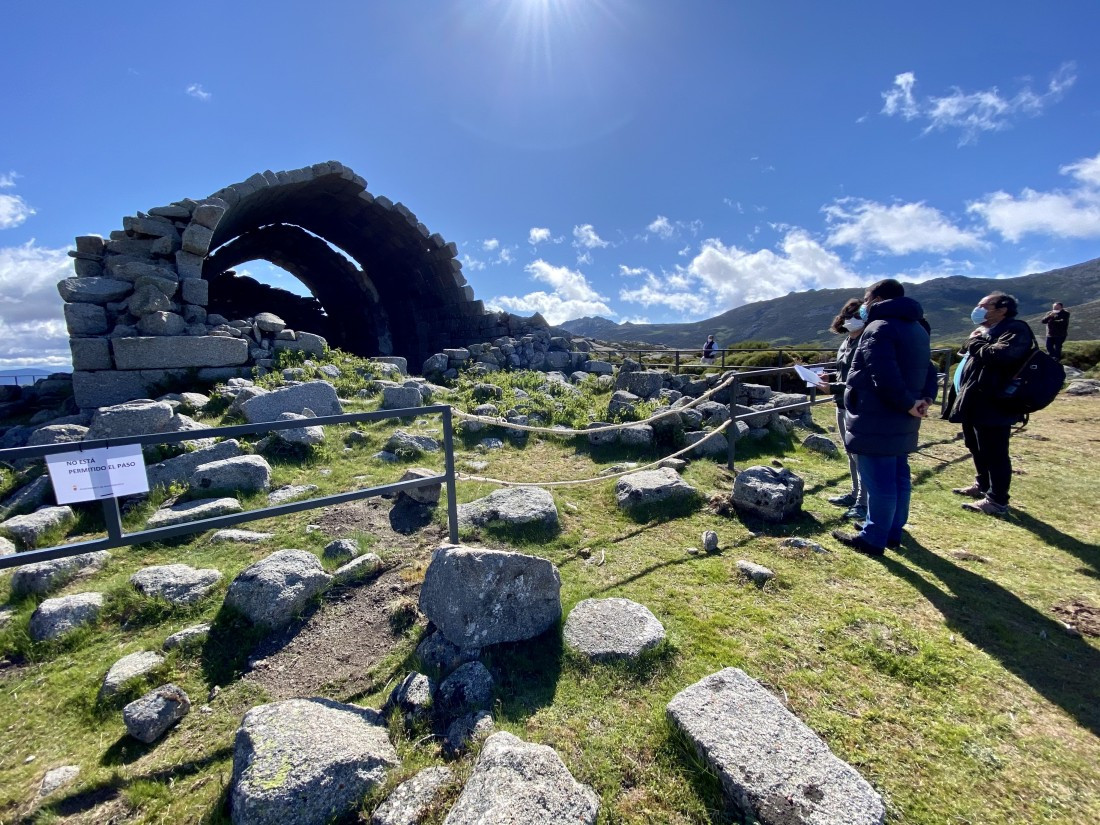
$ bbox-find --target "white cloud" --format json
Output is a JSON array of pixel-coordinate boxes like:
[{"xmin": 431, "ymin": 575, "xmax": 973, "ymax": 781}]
[
  {"xmin": 0, "ymin": 172, "xmax": 19, "ymax": 188},
  {"xmin": 618, "ymin": 265, "xmax": 651, "ymax": 277},
  {"xmin": 186, "ymin": 83, "xmax": 212, "ymax": 101},
  {"xmin": 823, "ymin": 198, "xmax": 984, "ymax": 257},
  {"xmin": 620, "ymin": 315, "xmax": 650, "ymax": 325},
  {"xmin": 482, "ymin": 238, "xmax": 499, "ymax": 251},
  {"xmin": 967, "ymin": 149, "xmax": 1100, "ymax": 241},
  {"xmin": 881, "ymin": 63, "xmax": 1076, "ymax": 144},
  {"xmin": 461, "ymin": 254, "xmax": 486, "ymax": 271},
  {"xmin": 572, "ymin": 224, "xmax": 608, "ymax": 249},
  {"xmin": 620, "ymin": 230, "xmax": 863, "ymax": 319},
  {"xmin": 0, "ymin": 172, "xmax": 36, "ymax": 230},
  {"xmin": 490, "ymin": 259, "xmax": 614, "ymax": 324},
  {"xmin": 528, "ymin": 227, "xmax": 554, "ymax": 245},
  {"xmin": 646, "ymin": 215, "xmax": 674, "ymax": 239},
  {"xmin": 0, "ymin": 241, "xmax": 74, "ymax": 367},
  {"xmin": 496, "ymin": 246, "xmax": 514, "ymax": 264}
]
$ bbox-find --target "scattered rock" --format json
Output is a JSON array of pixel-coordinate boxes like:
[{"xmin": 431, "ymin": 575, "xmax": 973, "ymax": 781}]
[
  {"xmin": 163, "ymin": 622, "xmax": 211, "ymax": 650},
  {"xmin": 703, "ymin": 530, "xmax": 719, "ymax": 553},
  {"xmin": 802, "ymin": 433, "xmax": 840, "ymax": 457},
  {"xmin": 385, "ymin": 672, "xmax": 436, "ymax": 725},
  {"xmin": 10, "ymin": 551, "xmax": 109, "ymax": 598},
  {"xmin": 85, "ymin": 400, "xmax": 175, "ymax": 440},
  {"xmin": 563, "ymin": 598, "xmax": 666, "ymax": 662},
  {"xmin": 272, "ymin": 412, "xmax": 326, "ymax": 447},
  {"xmin": 779, "ymin": 537, "xmax": 830, "ymax": 555},
  {"xmin": 732, "ymin": 465, "xmax": 804, "ymax": 521},
  {"xmin": 29, "ymin": 592, "xmax": 104, "ymax": 641},
  {"xmin": 614, "ymin": 468, "xmax": 698, "ymax": 513},
  {"xmin": 415, "ymin": 631, "xmax": 479, "ymax": 677},
  {"xmin": 657, "ymin": 457, "xmax": 687, "ymax": 472},
  {"xmin": 99, "ymin": 651, "xmax": 165, "ymax": 700},
  {"xmin": 240, "ymin": 380, "xmax": 342, "ymax": 422},
  {"xmin": 384, "ymin": 430, "xmax": 441, "ymax": 456},
  {"xmin": 1065, "ymin": 379, "xmax": 1100, "ymax": 396},
  {"xmin": 267, "ymin": 484, "xmax": 319, "ymax": 505},
  {"xmin": 211, "ymin": 529, "xmax": 272, "ymax": 543},
  {"xmin": 419, "ymin": 545, "xmax": 561, "ymax": 648},
  {"xmin": 443, "ymin": 731, "xmax": 599, "ymax": 825},
  {"xmin": 397, "ymin": 468, "xmax": 441, "ymax": 505},
  {"xmin": 230, "ymin": 698, "xmax": 399, "ymax": 825},
  {"xmin": 323, "ymin": 539, "xmax": 359, "ymax": 560},
  {"xmin": 444, "ymin": 710, "xmax": 495, "ymax": 754},
  {"xmin": 224, "ymin": 549, "xmax": 332, "ymax": 628},
  {"xmin": 130, "ymin": 564, "xmax": 223, "ymax": 605},
  {"xmin": 147, "ymin": 497, "xmax": 243, "ymax": 528},
  {"xmin": 333, "ymin": 553, "xmax": 383, "ymax": 585},
  {"xmin": 457, "ymin": 487, "xmax": 559, "ymax": 531},
  {"xmin": 436, "ymin": 661, "xmax": 494, "ymax": 719},
  {"xmin": 736, "ymin": 560, "xmax": 776, "ymax": 586},
  {"xmin": 146, "ymin": 439, "xmax": 243, "ymax": 490},
  {"xmin": 123, "ymin": 683, "xmax": 190, "ymax": 743},
  {"xmin": 0, "ymin": 506, "xmax": 75, "ymax": 549},
  {"xmin": 370, "ymin": 766, "xmax": 454, "ymax": 825},
  {"xmin": 37, "ymin": 765, "xmax": 80, "ymax": 798},
  {"xmin": 667, "ymin": 668, "xmax": 885, "ymax": 825},
  {"xmin": 189, "ymin": 455, "xmax": 272, "ymax": 494}
]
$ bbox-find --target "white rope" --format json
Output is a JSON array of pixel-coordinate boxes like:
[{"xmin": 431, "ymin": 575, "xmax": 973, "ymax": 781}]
[
  {"xmin": 450, "ymin": 367, "xmax": 746, "ymax": 437},
  {"xmin": 456, "ymin": 420, "xmax": 733, "ymax": 488}
]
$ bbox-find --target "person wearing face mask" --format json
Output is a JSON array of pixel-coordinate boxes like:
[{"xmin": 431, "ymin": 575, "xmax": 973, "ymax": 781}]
[
  {"xmin": 821, "ymin": 298, "xmax": 868, "ymax": 520},
  {"xmin": 831, "ymin": 279, "xmax": 939, "ymax": 557},
  {"xmin": 943, "ymin": 291, "xmax": 1035, "ymax": 516}
]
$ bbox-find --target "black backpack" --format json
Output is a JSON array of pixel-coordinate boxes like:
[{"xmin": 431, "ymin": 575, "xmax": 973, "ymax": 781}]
[{"xmin": 998, "ymin": 345, "xmax": 1065, "ymax": 414}]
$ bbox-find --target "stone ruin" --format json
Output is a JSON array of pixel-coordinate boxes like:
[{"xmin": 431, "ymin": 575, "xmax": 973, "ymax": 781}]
[{"xmin": 60, "ymin": 161, "xmax": 547, "ymax": 409}]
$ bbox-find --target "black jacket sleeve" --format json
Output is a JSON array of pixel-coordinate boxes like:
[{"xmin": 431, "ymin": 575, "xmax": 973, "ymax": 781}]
[
  {"xmin": 965, "ymin": 320, "xmax": 1034, "ymax": 367},
  {"xmin": 863, "ymin": 324, "xmax": 917, "ymax": 412}
]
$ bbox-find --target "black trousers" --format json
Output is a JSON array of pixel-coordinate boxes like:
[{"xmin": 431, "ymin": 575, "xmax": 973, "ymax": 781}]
[
  {"xmin": 961, "ymin": 421, "xmax": 1013, "ymax": 505},
  {"xmin": 1046, "ymin": 337, "xmax": 1065, "ymax": 361}
]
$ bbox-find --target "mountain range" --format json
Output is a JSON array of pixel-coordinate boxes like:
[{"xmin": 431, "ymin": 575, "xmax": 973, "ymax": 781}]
[{"xmin": 561, "ymin": 257, "xmax": 1100, "ymax": 348}]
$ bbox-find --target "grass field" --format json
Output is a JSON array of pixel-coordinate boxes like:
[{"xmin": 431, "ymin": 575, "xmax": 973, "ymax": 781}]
[{"xmin": 0, "ymin": 358, "xmax": 1097, "ymax": 824}]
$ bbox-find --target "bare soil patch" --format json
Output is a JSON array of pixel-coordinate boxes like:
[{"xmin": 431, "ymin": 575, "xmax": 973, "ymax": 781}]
[{"xmin": 1052, "ymin": 599, "xmax": 1100, "ymax": 637}]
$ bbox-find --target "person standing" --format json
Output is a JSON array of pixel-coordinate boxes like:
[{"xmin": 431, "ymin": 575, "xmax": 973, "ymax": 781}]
[
  {"xmin": 822, "ymin": 298, "xmax": 868, "ymax": 520},
  {"xmin": 1039, "ymin": 302, "xmax": 1070, "ymax": 361},
  {"xmin": 944, "ymin": 291, "xmax": 1034, "ymax": 516},
  {"xmin": 701, "ymin": 335, "xmax": 717, "ymax": 364},
  {"xmin": 831, "ymin": 279, "xmax": 939, "ymax": 556}
]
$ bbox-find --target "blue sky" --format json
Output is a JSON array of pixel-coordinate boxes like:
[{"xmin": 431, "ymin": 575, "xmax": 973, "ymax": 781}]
[{"xmin": 2, "ymin": 1, "xmax": 1099, "ymax": 367}]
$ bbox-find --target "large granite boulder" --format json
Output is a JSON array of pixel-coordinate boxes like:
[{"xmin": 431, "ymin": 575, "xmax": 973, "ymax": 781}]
[
  {"xmin": 146, "ymin": 497, "xmax": 243, "ymax": 528},
  {"xmin": 130, "ymin": 564, "xmax": 223, "ymax": 605},
  {"xmin": 0, "ymin": 506, "xmax": 75, "ymax": 548},
  {"xmin": 99, "ymin": 651, "xmax": 166, "ymax": 700},
  {"xmin": 667, "ymin": 668, "xmax": 885, "ymax": 824},
  {"xmin": 732, "ymin": 465, "xmax": 804, "ymax": 521},
  {"xmin": 240, "ymin": 381, "xmax": 342, "ymax": 423},
  {"xmin": 384, "ymin": 430, "xmax": 441, "ymax": 456},
  {"xmin": 271, "ymin": 412, "xmax": 325, "ymax": 447},
  {"xmin": 563, "ymin": 598, "xmax": 666, "ymax": 662},
  {"xmin": 146, "ymin": 439, "xmax": 243, "ymax": 490},
  {"xmin": 29, "ymin": 592, "xmax": 104, "ymax": 641},
  {"xmin": 371, "ymin": 766, "xmax": 454, "ymax": 825},
  {"xmin": 614, "ymin": 468, "xmax": 698, "ymax": 513},
  {"xmin": 230, "ymin": 698, "xmax": 399, "ymax": 825},
  {"xmin": 10, "ymin": 551, "xmax": 109, "ymax": 597},
  {"xmin": 85, "ymin": 400, "xmax": 175, "ymax": 440},
  {"xmin": 163, "ymin": 622, "xmax": 211, "ymax": 650},
  {"xmin": 684, "ymin": 429, "xmax": 729, "ymax": 458},
  {"xmin": 419, "ymin": 545, "xmax": 561, "ymax": 648},
  {"xmin": 224, "ymin": 549, "xmax": 332, "ymax": 628},
  {"xmin": 123, "ymin": 683, "xmax": 190, "ymax": 743},
  {"xmin": 189, "ymin": 455, "xmax": 273, "ymax": 494},
  {"xmin": 442, "ymin": 731, "xmax": 598, "ymax": 824},
  {"xmin": 802, "ymin": 433, "xmax": 840, "ymax": 457},
  {"xmin": 381, "ymin": 386, "xmax": 424, "ymax": 410},
  {"xmin": 616, "ymin": 370, "xmax": 664, "ymax": 399},
  {"xmin": 457, "ymin": 487, "xmax": 558, "ymax": 531},
  {"xmin": 26, "ymin": 424, "xmax": 89, "ymax": 446}
]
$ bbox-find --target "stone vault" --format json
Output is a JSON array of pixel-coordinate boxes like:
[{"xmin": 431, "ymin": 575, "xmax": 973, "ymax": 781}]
[{"xmin": 60, "ymin": 162, "xmax": 519, "ymax": 407}]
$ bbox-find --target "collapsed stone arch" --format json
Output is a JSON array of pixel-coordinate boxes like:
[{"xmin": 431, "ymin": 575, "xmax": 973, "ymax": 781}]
[{"xmin": 62, "ymin": 161, "xmax": 526, "ymax": 408}]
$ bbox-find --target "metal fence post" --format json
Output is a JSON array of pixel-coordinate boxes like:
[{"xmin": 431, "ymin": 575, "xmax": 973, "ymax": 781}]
[
  {"xmin": 102, "ymin": 497, "xmax": 124, "ymax": 540},
  {"xmin": 441, "ymin": 405, "xmax": 460, "ymax": 544},
  {"xmin": 720, "ymin": 349, "xmax": 725, "ymax": 369},
  {"xmin": 776, "ymin": 350, "xmax": 784, "ymax": 392},
  {"xmin": 727, "ymin": 375, "xmax": 739, "ymax": 472},
  {"xmin": 674, "ymin": 351, "xmax": 680, "ymax": 374}
]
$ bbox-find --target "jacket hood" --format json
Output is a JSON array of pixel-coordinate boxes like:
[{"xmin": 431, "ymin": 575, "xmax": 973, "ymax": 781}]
[{"xmin": 868, "ymin": 296, "xmax": 925, "ymax": 323}]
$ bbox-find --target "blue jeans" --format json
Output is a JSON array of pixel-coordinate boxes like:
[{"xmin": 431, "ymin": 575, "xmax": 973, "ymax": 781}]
[{"xmin": 856, "ymin": 454, "xmax": 911, "ymax": 549}]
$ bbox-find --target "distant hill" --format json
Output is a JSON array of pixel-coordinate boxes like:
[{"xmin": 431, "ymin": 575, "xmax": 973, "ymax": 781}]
[{"xmin": 561, "ymin": 257, "xmax": 1100, "ymax": 347}]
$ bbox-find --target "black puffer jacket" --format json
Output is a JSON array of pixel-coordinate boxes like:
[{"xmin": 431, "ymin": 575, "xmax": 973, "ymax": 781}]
[
  {"xmin": 843, "ymin": 297, "xmax": 939, "ymax": 456},
  {"xmin": 944, "ymin": 317, "xmax": 1035, "ymax": 426}
]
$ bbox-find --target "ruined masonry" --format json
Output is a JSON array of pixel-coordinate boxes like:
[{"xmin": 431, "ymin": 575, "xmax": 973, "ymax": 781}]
[{"xmin": 61, "ymin": 161, "xmax": 542, "ymax": 408}]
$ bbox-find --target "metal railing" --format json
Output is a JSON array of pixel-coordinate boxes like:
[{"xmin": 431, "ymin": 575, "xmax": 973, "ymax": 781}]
[{"xmin": 0, "ymin": 404, "xmax": 459, "ymax": 571}]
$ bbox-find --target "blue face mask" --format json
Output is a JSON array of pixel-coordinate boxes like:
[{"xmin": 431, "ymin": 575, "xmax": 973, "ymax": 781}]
[
  {"xmin": 970, "ymin": 306, "xmax": 987, "ymax": 324},
  {"xmin": 858, "ymin": 303, "xmax": 869, "ymax": 322}
]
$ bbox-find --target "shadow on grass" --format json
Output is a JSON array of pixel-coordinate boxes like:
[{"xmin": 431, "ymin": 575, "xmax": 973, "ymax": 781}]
[
  {"xmin": 483, "ymin": 627, "xmax": 565, "ymax": 725},
  {"xmin": 1009, "ymin": 510, "xmax": 1100, "ymax": 575},
  {"xmin": 661, "ymin": 721, "xmax": 738, "ymax": 824},
  {"xmin": 883, "ymin": 538, "xmax": 1100, "ymax": 737},
  {"xmin": 593, "ymin": 553, "xmax": 708, "ymax": 596},
  {"xmin": 388, "ymin": 498, "xmax": 434, "ymax": 534},
  {"xmin": 199, "ymin": 604, "xmax": 280, "ymax": 688},
  {"xmin": 621, "ymin": 494, "xmax": 704, "ymax": 525}
]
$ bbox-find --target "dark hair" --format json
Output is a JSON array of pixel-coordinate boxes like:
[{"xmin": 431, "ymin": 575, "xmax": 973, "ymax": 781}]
[
  {"xmin": 865, "ymin": 278, "xmax": 905, "ymax": 301},
  {"xmin": 988, "ymin": 291, "xmax": 1018, "ymax": 317},
  {"xmin": 830, "ymin": 298, "xmax": 863, "ymax": 334}
]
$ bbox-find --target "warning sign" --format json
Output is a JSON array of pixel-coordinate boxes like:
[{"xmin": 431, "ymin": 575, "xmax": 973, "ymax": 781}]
[{"xmin": 45, "ymin": 444, "xmax": 150, "ymax": 505}]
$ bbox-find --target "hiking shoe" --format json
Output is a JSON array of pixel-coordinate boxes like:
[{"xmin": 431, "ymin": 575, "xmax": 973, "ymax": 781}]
[
  {"xmin": 962, "ymin": 497, "xmax": 1008, "ymax": 516},
  {"xmin": 951, "ymin": 483, "xmax": 985, "ymax": 499},
  {"xmin": 831, "ymin": 529, "xmax": 885, "ymax": 557},
  {"xmin": 850, "ymin": 524, "xmax": 902, "ymax": 549},
  {"xmin": 843, "ymin": 505, "xmax": 867, "ymax": 521},
  {"xmin": 827, "ymin": 492, "xmax": 857, "ymax": 507}
]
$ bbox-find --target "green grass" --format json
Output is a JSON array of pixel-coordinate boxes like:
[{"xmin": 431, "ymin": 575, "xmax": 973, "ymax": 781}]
[{"xmin": 1, "ymin": 351, "xmax": 1098, "ymax": 824}]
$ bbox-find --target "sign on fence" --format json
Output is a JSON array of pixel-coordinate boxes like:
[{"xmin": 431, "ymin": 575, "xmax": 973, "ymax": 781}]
[{"xmin": 45, "ymin": 444, "xmax": 150, "ymax": 504}]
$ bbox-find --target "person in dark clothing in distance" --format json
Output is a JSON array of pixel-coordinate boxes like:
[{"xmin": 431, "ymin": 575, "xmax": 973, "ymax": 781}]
[
  {"xmin": 1039, "ymin": 301, "xmax": 1070, "ymax": 361},
  {"xmin": 701, "ymin": 335, "xmax": 717, "ymax": 364},
  {"xmin": 944, "ymin": 291, "xmax": 1034, "ymax": 516},
  {"xmin": 832, "ymin": 279, "xmax": 939, "ymax": 557},
  {"xmin": 820, "ymin": 298, "xmax": 867, "ymax": 519}
]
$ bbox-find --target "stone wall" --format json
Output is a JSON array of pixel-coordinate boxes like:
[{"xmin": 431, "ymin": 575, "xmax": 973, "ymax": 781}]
[{"xmin": 61, "ymin": 161, "xmax": 524, "ymax": 408}]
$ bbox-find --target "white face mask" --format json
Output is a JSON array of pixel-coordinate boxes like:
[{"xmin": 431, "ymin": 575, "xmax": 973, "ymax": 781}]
[{"xmin": 842, "ymin": 318, "xmax": 865, "ymax": 332}]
